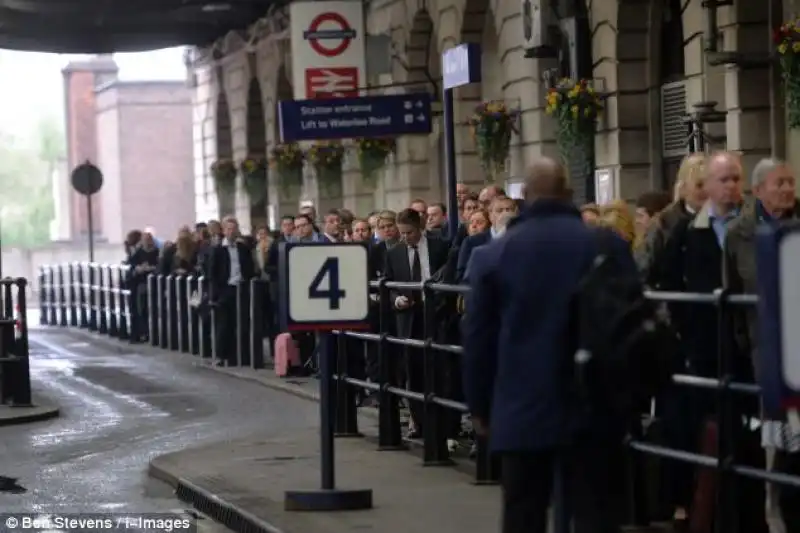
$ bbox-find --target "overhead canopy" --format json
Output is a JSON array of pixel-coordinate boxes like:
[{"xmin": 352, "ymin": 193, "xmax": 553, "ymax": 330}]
[{"xmin": 0, "ymin": 0, "xmax": 281, "ymax": 53}]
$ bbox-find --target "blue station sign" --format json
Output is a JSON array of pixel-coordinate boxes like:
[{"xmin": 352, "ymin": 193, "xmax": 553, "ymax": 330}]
[
  {"xmin": 278, "ymin": 93, "xmax": 433, "ymax": 142},
  {"xmin": 442, "ymin": 43, "xmax": 482, "ymax": 90}
]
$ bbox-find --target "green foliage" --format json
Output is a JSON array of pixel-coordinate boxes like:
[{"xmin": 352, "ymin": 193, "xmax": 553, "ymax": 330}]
[{"xmin": 0, "ymin": 114, "xmax": 62, "ymax": 247}]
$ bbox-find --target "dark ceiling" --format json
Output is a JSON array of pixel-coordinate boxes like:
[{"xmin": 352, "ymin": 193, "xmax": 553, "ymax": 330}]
[{"xmin": 0, "ymin": 0, "xmax": 282, "ymax": 53}]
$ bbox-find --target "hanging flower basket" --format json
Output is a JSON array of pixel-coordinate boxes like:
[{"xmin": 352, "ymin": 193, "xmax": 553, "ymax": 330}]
[
  {"xmin": 269, "ymin": 143, "xmax": 304, "ymax": 196},
  {"xmin": 354, "ymin": 137, "xmax": 396, "ymax": 188},
  {"xmin": 306, "ymin": 141, "xmax": 345, "ymax": 197},
  {"xmin": 210, "ymin": 158, "xmax": 237, "ymax": 198},
  {"xmin": 775, "ymin": 20, "xmax": 800, "ymax": 129},
  {"xmin": 466, "ymin": 101, "xmax": 519, "ymax": 183},
  {"xmin": 545, "ymin": 79, "xmax": 602, "ymax": 170},
  {"xmin": 239, "ymin": 155, "xmax": 267, "ymax": 204}
]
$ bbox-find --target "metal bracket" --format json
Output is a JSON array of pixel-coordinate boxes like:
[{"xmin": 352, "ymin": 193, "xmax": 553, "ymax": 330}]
[{"xmin": 707, "ymin": 51, "xmax": 772, "ymax": 68}]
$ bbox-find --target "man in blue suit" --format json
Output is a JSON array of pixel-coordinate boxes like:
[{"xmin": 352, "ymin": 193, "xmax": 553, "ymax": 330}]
[{"xmin": 462, "ymin": 157, "xmax": 635, "ymax": 533}]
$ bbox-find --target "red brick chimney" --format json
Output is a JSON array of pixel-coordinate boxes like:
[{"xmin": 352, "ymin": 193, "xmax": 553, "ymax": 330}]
[{"xmin": 62, "ymin": 55, "xmax": 118, "ymax": 240}]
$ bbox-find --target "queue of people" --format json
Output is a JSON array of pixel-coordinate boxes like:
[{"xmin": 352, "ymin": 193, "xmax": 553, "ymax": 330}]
[
  {"xmin": 116, "ymin": 149, "xmax": 798, "ymax": 533},
  {"xmin": 463, "ymin": 152, "xmax": 799, "ymax": 533}
]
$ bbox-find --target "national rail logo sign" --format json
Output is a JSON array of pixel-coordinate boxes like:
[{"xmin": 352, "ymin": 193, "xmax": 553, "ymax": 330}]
[
  {"xmin": 305, "ymin": 67, "xmax": 359, "ymax": 98},
  {"xmin": 290, "ymin": 1, "xmax": 366, "ymax": 100}
]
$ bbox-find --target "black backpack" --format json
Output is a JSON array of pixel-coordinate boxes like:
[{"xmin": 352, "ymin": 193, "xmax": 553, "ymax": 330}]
[{"xmin": 570, "ymin": 229, "xmax": 676, "ymax": 418}]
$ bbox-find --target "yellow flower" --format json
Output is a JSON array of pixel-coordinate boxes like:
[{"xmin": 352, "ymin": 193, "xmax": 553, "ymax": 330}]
[
  {"xmin": 571, "ymin": 105, "xmax": 579, "ymax": 117},
  {"xmin": 780, "ymin": 43, "xmax": 789, "ymax": 54},
  {"xmin": 793, "ymin": 42, "xmax": 800, "ymax": 53}
]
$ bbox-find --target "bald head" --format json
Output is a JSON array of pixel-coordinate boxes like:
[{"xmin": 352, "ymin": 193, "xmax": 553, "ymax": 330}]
[{"xmin": 524, "ymin": 157, "xmax": 569, "ymax": 202}]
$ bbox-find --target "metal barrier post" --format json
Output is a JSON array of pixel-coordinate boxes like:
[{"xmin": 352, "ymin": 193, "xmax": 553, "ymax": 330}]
[
  {"xmin": 107, "ymin": 265, "xmax": 118, "ymax": 337},
  {"xmin": 88, "ymin": 264, "xmax": 98, "ymax": 331},
  {"xmin": 68, "ymin": 263, "xmax": 78, "ymax": 327},
  {"xmin": 48, "ymin": 265, "xmax": 57, "ymax": 326},
  {"xmin": 376, "ymin": 279, "xmax": 404, "ymax": 450},
  {"xmin": 166, "ymin": 275, "xmax": 179, "ymax": 351},
  {"xmin": 148, "ymin": 274, "xmax": 159, "ymax": 346},
  {"xmin": 177, "ymin": 274, "xmax": 189, "ymax": 353},
  {"xmin": 98, "ymin": 265, "xmax": 108, "ymax": 334},
  {"xmin": 334, "ymin": 331, "xmax": 360, "ymax": 436},
  {"xmin": 421, "ymin": 281, "xmax": 451, "ymax": 465},
  {"xmin": 38, "ymin": 267, "xmax": 47, "ymax": 325},
  {"xmin": 159, "ymin": 275, "xmax": 169, "ymax": 350},
  {"xmin": 12, "ymin": 279, "xmax": 32, "ymax": 406},
  {"xmin": 118, "ymin": 266, "xmax": 130, "ymax": 341},
  {"xmin": 78, "ymin": 264, "xmax": 88, "ymax": 328},
  {"xmin": 188, "ymin": 276, "xmax": 200, "ymax": 356},
  {"xmin": 249, "ymin": 279, "xmax": 265, "ymax": 369},
  {"xmin": 57, "ymin": 265, "xmax": 67, "ymax": 326},
  {"xmin": 198, "ymin": 276, "xmax": 212, "ymax": 359},
  {"xmin": 236, "ymin": 282, "xmax": 250, "ymax": 367},
  {"xmin": 714, "ymin": 288, "xmax": 737, "ymax": 533}
]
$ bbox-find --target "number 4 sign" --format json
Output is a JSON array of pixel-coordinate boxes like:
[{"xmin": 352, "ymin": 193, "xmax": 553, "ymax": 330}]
[{"xmin": 278, "ymin": 242, "xmax": 371, "ymax": 332}]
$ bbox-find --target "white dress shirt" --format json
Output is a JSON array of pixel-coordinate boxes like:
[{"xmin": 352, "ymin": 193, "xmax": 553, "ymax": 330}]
[
  {"xmin": 223, "ymin": 238, "xmax": 242, "ymax": 286},
  {"xmin": 408, "ymin": 235, "xmax": 431, "ymax": 281},
  {"xmin": 395, "ymin": 235, "xmax": 431, "ymax": 308}
]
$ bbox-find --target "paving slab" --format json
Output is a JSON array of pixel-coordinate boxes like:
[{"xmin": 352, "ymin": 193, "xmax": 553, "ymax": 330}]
[
  {"xmin": 0, "ymin": 401, "xmax": 59, "ymax": 426},
  {"xmin": 150, "ymin": 428, "xmax": 501, "ymax": 533}
]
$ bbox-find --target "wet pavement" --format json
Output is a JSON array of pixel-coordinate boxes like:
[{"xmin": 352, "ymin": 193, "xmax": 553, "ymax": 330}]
[{"xmin": 0, "ymin": 325, "xmax": 319, "ymax": 530}]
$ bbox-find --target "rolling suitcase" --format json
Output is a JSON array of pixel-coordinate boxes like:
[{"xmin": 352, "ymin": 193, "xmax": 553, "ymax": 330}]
[{"xmin": 274, "ymin": 333, "xmax": 300, "ymax": 377}]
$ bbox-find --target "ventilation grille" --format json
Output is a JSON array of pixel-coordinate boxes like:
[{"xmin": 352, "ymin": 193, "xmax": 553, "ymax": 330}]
[{"xmin": 660, "ymin": 81, "xmax": 687, "ymax": 158}]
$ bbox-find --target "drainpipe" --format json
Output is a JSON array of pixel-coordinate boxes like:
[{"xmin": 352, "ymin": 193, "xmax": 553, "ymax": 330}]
[
  {"xmin": 769, "ymin": 0, "xmax": 786, "ymax": 158},
  {"xmin": 703, "ymin": 0, "xmax": 719, "ymax": 53}
]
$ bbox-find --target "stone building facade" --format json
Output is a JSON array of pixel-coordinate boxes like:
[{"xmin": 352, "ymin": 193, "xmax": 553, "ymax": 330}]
[{"xmin": 192, "ymin": 0, "xmax": 795, "ymax": 230}]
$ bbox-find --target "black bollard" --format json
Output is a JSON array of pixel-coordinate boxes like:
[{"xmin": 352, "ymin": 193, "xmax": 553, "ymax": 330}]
[
  {"xmin": 249, "ymin": 279, "xmax": 265, "ymax": 369},
  {"xmin": 68, "ymin": 264, "xmax": 78, "ymax": 327},
  {"xmin": 48, "ymin": 266, "xmax": 57, "ymax": 326},
  {"xmin": 119, "ymin": 266, "xmax": 130, "ymax": 341},
  {"xmin": 166, "ymin": 275, "xmax": 179, "ymax": 351},
  {"xmin": 188, "ymin": 276, "xmax": 200, "ymax": 356},
  {"xmin": 78, "ymin": 264, "xmax": 88, "ymax": 328},
  {"xmin": 235, "ymin": 282, "xmax": 250, "ymax": 367},
  {"xmin": 97, "ymin": 266, "xmax": 108, "ymax": 334},
  {"xmin": 177, "ymin": 274, "xmax": 189, "ymax": 353},
  {"xmin": 57, "ymin": 266, "xmax": 68, "ymax": 327},
  {"xmin": 147, "ymin": 274, "xmax": 159, "ymax": 346},
  {"xmin": 284, "ymin": 333, "xmax": 373, "ymax": 511},
  {"xmin": 88, "ymin": 264, "xmax": 98, "ymax": 332},
  {"xmin": 158, "ymin": 275, "xmax": 169, "ymax": 350},
  {"xmin": 333, "ymin": 331, "xmax": 360, "ymax": 437},
  {"xmin": 107, "ymin": 266, "xmax": 118, "ymax": 337},
  {"xmin": 198, "ymin": 276, "xmax": 212, "ymax": 359},
  {"xmin": 12, "ymin": 279, "xmax": 32, "ymax": 407},
  {"xmin": 38, "ymin": 267, "xmax": 47, "ymax": 326}
]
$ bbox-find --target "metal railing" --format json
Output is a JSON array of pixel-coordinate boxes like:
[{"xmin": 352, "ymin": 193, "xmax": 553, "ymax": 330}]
[{"xmin": 39, "ymin": 261, "xmax": 800, "ymax": 531}]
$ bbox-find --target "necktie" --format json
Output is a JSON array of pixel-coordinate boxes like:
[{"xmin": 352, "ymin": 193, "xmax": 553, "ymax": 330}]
[{"xmin": 411, "ymin": 245, "xmax": 422, "ymax": 282}]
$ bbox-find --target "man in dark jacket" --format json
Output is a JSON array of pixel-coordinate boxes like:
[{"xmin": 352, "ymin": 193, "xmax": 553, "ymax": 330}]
[{"xmin": 462, "ymin": 157, "xmax": 635, "ymax": 533}]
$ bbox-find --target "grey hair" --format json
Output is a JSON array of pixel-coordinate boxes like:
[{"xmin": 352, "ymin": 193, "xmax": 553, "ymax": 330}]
[{"xmin": 751, "ymin": 158, "xmax": 786, "ymax": 188}]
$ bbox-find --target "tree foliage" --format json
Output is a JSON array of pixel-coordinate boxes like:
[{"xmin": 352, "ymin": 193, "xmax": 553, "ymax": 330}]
[{"xmin": 0, "ymin": 115, "xmax": 63, "ymax": 247}]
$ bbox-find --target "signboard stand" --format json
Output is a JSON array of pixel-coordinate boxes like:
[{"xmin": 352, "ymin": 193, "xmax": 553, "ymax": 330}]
[
  {"xmin": 278, "ymin": 242, "xmax": 373, "ymax": 512},
  {"xmin": 442, "ymin": 44, "xmax": 481, "ymax": 234},
  {"xmin": 70, "ymin": 161, "xmax": 104, "ymax": 263}
]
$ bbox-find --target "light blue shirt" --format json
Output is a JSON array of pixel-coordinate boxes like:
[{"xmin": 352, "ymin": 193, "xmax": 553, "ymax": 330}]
[{"xmin": 708, "ymin": 204, "xmax": 739, "ymax": 247}]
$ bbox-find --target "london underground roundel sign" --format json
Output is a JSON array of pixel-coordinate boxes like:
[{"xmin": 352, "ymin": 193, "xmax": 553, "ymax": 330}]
[{"xmin": 303, "ymin": 12, "xmax": 357, "ymax": 57}]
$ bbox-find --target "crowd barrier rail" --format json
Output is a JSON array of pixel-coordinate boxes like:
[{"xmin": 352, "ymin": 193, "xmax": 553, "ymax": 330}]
[{"xmin": 38, "ymin": 261, "xmax": 800, "ymax": 531}]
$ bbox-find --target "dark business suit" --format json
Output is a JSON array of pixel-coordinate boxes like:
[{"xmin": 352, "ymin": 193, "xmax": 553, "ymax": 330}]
[
  {"xmin": 456, "ymin": 230, "xmax": 491, "ymax": 282},
  {"xmin": 208, "ymin": 241, "xmax": 256, "ymax": 365},
  {"xmin": 384, "ymin": 236, "xmax": 449, "ymax": 431},
  {"xmin": 463, "ymin": 200, "xmax": 636, "ymax": 533}
]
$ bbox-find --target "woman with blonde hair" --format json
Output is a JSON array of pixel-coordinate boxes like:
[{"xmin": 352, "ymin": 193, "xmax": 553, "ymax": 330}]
[
  {"xmin": 172, "ymin": 226, "xmax": 196, "ymax": 274},
  {"xmin": 637, "ymin": 153, "xmax": 708, "ymax": 284},
  {"xmin": 597, "ymin": 201, "xmax": 636, "ymax": 244}
]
